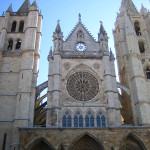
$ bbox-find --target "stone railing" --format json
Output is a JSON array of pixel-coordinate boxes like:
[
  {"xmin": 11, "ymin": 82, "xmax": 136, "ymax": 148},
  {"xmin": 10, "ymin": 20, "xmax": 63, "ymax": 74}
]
[{"xmin": 60, "ymin": 51, "xmax": 103, "ymax": 58}]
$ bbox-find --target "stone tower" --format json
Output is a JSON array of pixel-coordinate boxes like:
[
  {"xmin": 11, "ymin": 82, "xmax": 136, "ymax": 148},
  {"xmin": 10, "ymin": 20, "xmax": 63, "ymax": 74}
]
[
  {"xmin": 46, "ymin": 15, "xmax": 121, "ymax": 128},
  {"xmin": 0, "ymin": 0, "xmax": 42, "ymax": 149},
  {"xmin": 113, "ymin": 0, "xmax": 150, "ymax": 125}
]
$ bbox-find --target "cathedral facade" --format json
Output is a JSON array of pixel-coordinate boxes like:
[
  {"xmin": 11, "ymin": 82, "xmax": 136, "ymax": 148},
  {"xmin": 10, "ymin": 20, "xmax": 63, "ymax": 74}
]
[{"xmin": 0, "ymin": 0, "xmax": 150, "ymax": 150}]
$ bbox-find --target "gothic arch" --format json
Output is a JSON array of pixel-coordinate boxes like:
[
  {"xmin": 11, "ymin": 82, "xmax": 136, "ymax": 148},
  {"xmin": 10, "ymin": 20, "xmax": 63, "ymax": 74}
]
[
  {"xmin": 119, "ymin": 132, "xmax": 147, "ymax": 150},
  {"xmin": 27, "ymin": 137, "xmax": 55, "ymax": 150},
  {"xmin": 69, "ymin": 133, "xmax": 105, "ymax": 150},
  {"xmin": 65, "ymin": 63, "xmax": 101, "ymax": 81}
]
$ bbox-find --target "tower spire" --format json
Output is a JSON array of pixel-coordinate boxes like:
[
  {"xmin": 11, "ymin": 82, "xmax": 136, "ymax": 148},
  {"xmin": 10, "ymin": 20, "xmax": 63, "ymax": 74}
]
[
  {"xmin": 17, "ymin": 0, "xmax": 30, "ymax": 13},
  {"xmin": 55, "ymin": 20, "xmax": 61, "ymax": 34},
  {"xmin": 121, "ymin": 0, "xmax": 138, "ymax": 14}
]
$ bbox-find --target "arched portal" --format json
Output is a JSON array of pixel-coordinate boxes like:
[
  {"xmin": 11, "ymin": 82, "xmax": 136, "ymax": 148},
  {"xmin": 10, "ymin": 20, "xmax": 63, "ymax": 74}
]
[
  {"xmin": 120, "ymin": 133, "xmax": 146, "ymax": 150},
  {"xmin": 29, "ymin": 138, "xmax": 54, "ymax": 150},
  {"xmin": 70, "ymin": 133, "xmax": 104, "ymax": 150}
]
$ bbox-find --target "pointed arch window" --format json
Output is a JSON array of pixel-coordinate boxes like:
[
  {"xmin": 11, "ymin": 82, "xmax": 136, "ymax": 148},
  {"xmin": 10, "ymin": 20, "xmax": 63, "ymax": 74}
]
[
  {"xmin": 62, "ymin": 111, "xmax": 72, "ymax": 127},
  {"xmin": 11, "ymin": 21, "xmax": 17, "ymax": 32},
  {"xmin": 15, "ymin": 39, "xmax": 22, "ymax": 50},
  {"xmin": 138, "ymin": 41, "xmax": 145, "ymax": 53},
  {"xmin": 19, "ymin": 21, "xmax": 24, "ymax": 32},
  {"xmin": 146, "ymin": 67, "xmax": 150, "ymax": 79},
  {"xmin": 74, "ymin": 111, "xmax": 83, "ymax": 127},
  {"xmin": 134, "ymin": 21, "xmax": 141, "ymax": 36},
  {"xmin": 96, "ymin": 112, "xmax": 106, "ymax": 127},
  {"xmin": 77, "ymin": 30, "xmax": 84, "ymax": 39},
  {"xmin": 85, "ymin": 111, "xmax": 94, "ymax": 127},
  {"xmin": 7, "ymin": 39, "xmax": 13, "ymax": 50}
]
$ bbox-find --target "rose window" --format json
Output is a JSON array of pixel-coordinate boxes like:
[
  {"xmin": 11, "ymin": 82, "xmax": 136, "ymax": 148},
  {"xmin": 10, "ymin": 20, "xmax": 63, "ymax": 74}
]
[{"xmin": 67, "ymin": 72, "xmax": 99, "ymax": 101}]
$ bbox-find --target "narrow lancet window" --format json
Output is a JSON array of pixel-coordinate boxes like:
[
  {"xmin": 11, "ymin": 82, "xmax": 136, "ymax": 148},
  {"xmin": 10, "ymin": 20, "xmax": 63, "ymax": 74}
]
[
  {"xmin": 19, "ymin": 21, "xmax": 24, "ymax": 32},
  {"xmin": 62, "ymin": 111, "xmax": 72, "ymax": 127},
  {"xmin": 11, "ymin": 21, "xmax": 17, "ymax": 32},
  {"xmin": 16, "ymin": 39, "xmax": 22, "ymax": 50},
  {"xmin": 7, "ymin": 39, "xmax": 13, "ymax": 50},
  {"xmin": 74, "ymin": 111, "xmax": 83, "ymax": 128},
  {"xmin": 138, "ymin": 41, "xmax": 145, "ymax": 53},
  {"xmin": 134, "ymin": 21, "xmax": 141, "ymax": 36},
  {"xmin": 96, "ymin": 112, "xmax": 106, "ymax": 127},
  {"xmin": 146, "ymin": 68, "xmax": 150, "ymax": 79}
]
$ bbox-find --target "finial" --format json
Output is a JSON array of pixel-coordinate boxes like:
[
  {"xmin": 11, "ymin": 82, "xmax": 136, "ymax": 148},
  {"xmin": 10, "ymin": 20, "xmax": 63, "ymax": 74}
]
[
  {"xmin": 100, "ymin": 21, "xmax": 103, "ymax": 24},
  {"xmin": 2, "ymin": 11, "xmax": 4, "ymax": 16},
  {"xmin": 79, "ymin": 13, "xmax": 81, "ymax": 22},
  {"xmin": 57, "ymin": 19, "xmax": 60, "ymax": 24}
]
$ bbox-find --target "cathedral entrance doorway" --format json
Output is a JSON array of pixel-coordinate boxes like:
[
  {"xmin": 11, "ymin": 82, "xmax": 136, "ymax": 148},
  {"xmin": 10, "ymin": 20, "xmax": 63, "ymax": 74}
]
[
  {"xmin": 29, "ymin": 138, "xmax": 54, "ymax": 150},
  {"xmin": 120, "ymin": 134, "xmax": 146, "ymax": 150},
  {"xmin": 70, "ymin": 134, "xmax": 104, "ymax": 150}
]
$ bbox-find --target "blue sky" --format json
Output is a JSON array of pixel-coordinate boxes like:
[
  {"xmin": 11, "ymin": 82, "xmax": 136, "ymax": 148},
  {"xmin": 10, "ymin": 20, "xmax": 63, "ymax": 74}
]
[{"xmin": 0, "ymin": 0, "xmax": 149, "ymax": 85}]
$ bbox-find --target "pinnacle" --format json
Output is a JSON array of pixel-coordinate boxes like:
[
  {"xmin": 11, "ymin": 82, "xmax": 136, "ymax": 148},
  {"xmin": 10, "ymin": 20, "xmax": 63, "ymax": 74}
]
[
  {"xmin": 121, "ymin": 0, "xmax": 138, "ymax": 14},
  {"xmin": 55, "ymin": 20, "xmax": 61, "ymax": 34},
  {"xmin": 6, "ymin": 4, "xmax": 12, "ymax": 13},
  {"xmin": 32, "ymin": 0, "xmax": 38, "ymax": 7}
]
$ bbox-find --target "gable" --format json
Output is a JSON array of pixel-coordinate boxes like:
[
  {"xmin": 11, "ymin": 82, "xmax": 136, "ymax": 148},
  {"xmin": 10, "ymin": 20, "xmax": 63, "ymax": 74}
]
[{"xmin": 63, "ymin": 22, "xmax": 99, "ymax": 52}]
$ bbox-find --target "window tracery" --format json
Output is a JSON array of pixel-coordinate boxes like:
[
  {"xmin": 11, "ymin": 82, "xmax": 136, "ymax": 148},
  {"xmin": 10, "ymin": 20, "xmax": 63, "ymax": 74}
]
[
  {"xmin": 96, "ymin": 112, "xmax": 106, "ymax": 127},
  {"xmin": 74, "ymin": 111, "xmax": 83, "ymax": 127},
  {"xmin": 62, "ymin": 111, "xmax": 72, "ymax": 127},
  {"xmin": 67, "ymin": 72, "xmax": 99, "ymax": 102},
  {"xmin": 85, "ymin": 111, "xmax": 94, "ymax": 127}
]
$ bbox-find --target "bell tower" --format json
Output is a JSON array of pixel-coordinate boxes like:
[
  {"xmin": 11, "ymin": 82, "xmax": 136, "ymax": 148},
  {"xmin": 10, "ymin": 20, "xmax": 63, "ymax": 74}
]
[
  {"xmin": 113, "ymin": 0, "xmax": 150, "ymax": 125},
  {"xmin": 0, "ymin": 0, "xmax": 42, "ymax": 149}
]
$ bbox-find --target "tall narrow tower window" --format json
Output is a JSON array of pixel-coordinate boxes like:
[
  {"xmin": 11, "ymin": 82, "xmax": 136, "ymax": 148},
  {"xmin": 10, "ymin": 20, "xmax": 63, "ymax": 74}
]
[
  {"xmin": 19, "ymin": 21, "xmax": 24, "ymax": 32},
  {"xmin": 15, "ymin": 39, "xmax": 22, "ymax": 50},
  {"xmin": 11, "ymin": 21, "xmax": 17, "ymax": 32},
  {"xmin": 134, "ymin": 21, "xmax": 141, "ymax": 36},
  {"xmin": 7, "ymin": 39, "xmax": 13, "ymax": 50},
  {"xmin": 138, "ymin": 41, "xmax": 145, "ymax": 53},
  {"xmin": 146, "ymin": 68, "xmax": 150, "ymax": 79}
]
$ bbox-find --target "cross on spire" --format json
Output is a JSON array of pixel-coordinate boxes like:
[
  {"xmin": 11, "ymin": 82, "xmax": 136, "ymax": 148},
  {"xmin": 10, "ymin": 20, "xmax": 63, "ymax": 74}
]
[
  {"xmin": 79, "ymin": 13, "xmax": 81, "ymax": 22},
  {"xmin": 57, "ymin": 19, "xmax": 60, "ymax": 24}
]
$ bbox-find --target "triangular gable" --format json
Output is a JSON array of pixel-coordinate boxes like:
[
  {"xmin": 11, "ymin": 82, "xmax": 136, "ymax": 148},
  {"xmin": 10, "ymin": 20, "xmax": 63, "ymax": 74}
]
[{"xmin": 65, "ymin": 22, "xmax": 96, "ymax": 42}]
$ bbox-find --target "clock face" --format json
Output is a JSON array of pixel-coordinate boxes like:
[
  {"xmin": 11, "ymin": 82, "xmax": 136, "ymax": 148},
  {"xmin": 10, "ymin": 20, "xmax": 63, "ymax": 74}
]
[
  {"xmin": 76, "ymin": 42, "xmax": 86, "ymax": 51},
  {"xmin": 67, "ymin": 72, "xmax": 99, "ymax": 102}
]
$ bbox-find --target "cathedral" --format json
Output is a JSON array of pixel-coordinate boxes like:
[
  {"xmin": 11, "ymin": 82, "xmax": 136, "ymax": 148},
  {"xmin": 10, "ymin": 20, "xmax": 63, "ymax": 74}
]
[{"xmin": 0, "ymin": 0, "xmax": 150, "ymax": 150}]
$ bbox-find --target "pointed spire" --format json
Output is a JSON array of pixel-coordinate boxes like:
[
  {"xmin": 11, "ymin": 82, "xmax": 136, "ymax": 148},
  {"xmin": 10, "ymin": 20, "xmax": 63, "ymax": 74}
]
[
  {"xmin": 55, "ymin": 20, "xmax": 61, "ymax": 34},
  {"xmin": 6, "ymin": 4, "xmax": 12, "ymax": 13},
  {"xmin": 99, "ymin": 21, "xmax": 106, "ymax": 36},
  {"xmin": 121, "ymin": 0, "xmax": 138, "ymax": 14},
  {"xmin": 32, "ymin": 0, "xmax": 38, "ymax": 7},
  {"xmin": 79, "ymin": 13, "xmax": 81, "ymax": 22},
  {"xmin": 17, "ymin": 0, "xmax": 30, "ymax": 13}
]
